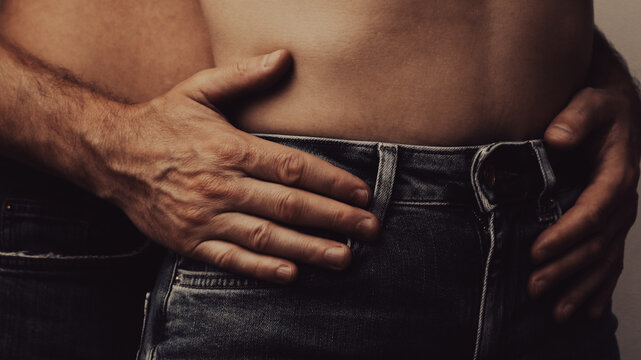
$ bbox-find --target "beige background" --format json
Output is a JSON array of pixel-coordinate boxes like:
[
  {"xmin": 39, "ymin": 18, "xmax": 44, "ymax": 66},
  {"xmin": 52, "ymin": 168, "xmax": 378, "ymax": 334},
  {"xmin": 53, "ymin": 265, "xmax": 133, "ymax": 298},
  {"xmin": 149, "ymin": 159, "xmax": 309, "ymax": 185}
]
[
  {"xmin": 595, "ymin": 1, "xmax": 641, "ymax": 359},
  {"xmin": 0, "ymin": 0, "xmax": 636, "ymax": 357}
]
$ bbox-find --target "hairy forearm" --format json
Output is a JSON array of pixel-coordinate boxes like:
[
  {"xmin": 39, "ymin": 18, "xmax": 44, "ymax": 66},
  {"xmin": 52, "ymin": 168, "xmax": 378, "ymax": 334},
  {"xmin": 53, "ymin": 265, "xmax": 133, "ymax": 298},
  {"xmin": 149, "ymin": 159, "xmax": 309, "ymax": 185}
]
[{"xmin": 0, "ymin": 36, "xmax": 126, "ymax": 196}]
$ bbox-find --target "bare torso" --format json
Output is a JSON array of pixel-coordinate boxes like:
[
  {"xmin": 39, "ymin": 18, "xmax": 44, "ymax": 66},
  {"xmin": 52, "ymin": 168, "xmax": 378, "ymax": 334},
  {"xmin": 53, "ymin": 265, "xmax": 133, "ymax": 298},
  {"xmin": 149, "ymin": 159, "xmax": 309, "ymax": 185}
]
[{"xmin": 0, "ymin": 0, "xmax": 594, "ymax": 145}]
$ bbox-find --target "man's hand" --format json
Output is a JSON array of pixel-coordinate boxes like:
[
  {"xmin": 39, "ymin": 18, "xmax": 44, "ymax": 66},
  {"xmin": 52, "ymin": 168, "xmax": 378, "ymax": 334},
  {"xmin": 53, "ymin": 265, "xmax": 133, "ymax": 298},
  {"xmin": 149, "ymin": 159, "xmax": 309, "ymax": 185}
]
[
  {"xmin": 97, "ymin": 50, "xmax": 380, "ymax": 284},
  {"xmin": 528, "ymin": 32, "xmax": 641, "ymax": 322}
]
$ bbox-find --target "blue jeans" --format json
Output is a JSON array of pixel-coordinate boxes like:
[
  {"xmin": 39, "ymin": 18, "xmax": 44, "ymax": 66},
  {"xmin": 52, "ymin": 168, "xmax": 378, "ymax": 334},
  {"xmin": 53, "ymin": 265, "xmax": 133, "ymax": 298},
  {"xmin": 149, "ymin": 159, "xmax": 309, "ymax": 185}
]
[
  {"xmin": 138, "ymin": 134, "xmax": 619, "ymax": 360},
  {"xmin": 0, "ymin": 157, "xmax": 161, "ymax": 359}
]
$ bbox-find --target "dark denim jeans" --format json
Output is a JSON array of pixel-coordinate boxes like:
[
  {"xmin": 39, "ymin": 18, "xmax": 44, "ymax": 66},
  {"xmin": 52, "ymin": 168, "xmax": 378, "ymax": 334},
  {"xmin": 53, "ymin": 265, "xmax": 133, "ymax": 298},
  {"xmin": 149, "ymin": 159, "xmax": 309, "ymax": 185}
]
[
  {"xmin": 0, "ymin": 157, "xmax": 161, "ymax": 359},
  {"xmin": 138, "ymin": 134, "xmax": 619, "ymax": 360}
]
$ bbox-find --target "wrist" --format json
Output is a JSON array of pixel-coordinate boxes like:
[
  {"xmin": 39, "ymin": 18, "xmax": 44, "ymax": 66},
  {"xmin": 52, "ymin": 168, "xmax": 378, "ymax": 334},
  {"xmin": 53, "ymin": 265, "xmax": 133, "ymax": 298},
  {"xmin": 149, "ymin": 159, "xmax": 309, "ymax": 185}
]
[{"xmin": 71, "ymin": 98, "xmax": 139, "ymax": 203}]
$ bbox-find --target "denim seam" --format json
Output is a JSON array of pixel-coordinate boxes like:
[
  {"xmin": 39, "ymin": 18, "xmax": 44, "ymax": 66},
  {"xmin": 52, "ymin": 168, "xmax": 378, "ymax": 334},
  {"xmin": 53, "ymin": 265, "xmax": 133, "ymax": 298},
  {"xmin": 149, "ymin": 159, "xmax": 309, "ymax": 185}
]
[
  {"xmin": 473, "ymin": 211, "xmax": 496, "ymax": 360},
  {"xmin": 252, "ymin": 132, "xmax": 540, "ymax": 153},
  {"xmin": 0, "ymin": 246, "xmax": 149, "ymax": 261},
  {"xmin": 389, "ymin": 200, "xmax": 470, "ymax": 207},
  {"xmin": 135, "ymin": 292, "xmax": 152, "ymax": 360},
  {"xmin": 147, "ymin": 253, "xmax": 180, "ymax": 360},
  {"xmin": 174, "ymin": 270, "xmax": 277, "ymax": 289}
]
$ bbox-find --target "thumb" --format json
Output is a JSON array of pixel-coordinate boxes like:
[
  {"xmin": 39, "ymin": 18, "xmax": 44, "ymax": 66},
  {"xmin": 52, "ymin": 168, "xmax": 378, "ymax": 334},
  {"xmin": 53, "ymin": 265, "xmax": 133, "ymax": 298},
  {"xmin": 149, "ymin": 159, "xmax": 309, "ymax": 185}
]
[
  {"xmin": 544, "ymin": 88, "xmax": 615, "ymax": 150},
  {"xmin": 179, "ymin": 49, "xmax": 292, "ymax": 107}
]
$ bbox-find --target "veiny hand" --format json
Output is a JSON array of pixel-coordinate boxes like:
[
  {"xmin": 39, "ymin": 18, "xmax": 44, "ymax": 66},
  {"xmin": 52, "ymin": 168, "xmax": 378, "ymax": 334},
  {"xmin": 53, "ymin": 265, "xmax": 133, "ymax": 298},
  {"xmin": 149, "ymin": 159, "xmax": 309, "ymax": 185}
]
[
  {"xmin": 528, "ymin": 85, "xmax": 641, "ymax": 322},
  {"xmin": 99, "ymin": 50, "xmax": 379, "ymax": 284}
]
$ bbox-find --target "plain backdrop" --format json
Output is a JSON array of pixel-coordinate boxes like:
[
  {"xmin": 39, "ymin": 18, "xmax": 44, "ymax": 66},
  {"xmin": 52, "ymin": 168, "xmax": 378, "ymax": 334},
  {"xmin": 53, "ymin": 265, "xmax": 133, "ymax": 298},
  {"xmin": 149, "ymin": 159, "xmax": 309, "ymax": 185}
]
[{"xmin": 595, "ymin": 1, "xmax": 641, "ymax": 359}]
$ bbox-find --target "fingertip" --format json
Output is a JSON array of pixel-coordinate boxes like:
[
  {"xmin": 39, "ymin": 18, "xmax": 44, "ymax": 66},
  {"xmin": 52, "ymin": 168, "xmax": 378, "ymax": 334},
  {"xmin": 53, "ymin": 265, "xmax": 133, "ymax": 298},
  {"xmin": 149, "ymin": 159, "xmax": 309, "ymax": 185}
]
[
  {"xmin": 263, "ymin": 49, "xmax": 292, "ymax": 70},
  {"xmin": 275, "ymin": 264, "xmax": 298, "ymax": 284},
  {"xmin": 349, "ymin": 188, "xmax": 371, "ymax": 208},
  {"xmin": 356, "ymin": 216, "xmax": 381, "ymax": 241},
  {"xmin": 528, "ymin": 276, "xmax": 547, "ymax": 299},
  {"xmin": 324, "ymin": 245, "xmax": 352, "ymax": 270},
  {"xmin": 530, "ymin": 244, "xmax": 547, "ymax": 265}
]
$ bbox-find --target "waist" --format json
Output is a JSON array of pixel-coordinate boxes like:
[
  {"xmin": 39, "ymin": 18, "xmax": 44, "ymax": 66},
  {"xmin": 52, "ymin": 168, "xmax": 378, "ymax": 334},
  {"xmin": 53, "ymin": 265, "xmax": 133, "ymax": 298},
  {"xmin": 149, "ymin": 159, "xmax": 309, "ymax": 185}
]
[
  {"xmin": 251, "ymin": 132, "xmax": 589, "ymax": 210},
  {"xmin": 228, "ymin": 78, "xmax": 587, "ymax": 145}
]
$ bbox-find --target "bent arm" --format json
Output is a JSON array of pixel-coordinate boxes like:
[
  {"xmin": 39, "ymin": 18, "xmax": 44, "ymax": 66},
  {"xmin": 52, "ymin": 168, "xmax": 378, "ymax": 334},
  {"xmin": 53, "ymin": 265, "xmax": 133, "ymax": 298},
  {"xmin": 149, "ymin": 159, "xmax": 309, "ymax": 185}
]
[
  {"xmin": 532, "ymin": 27, "xmax": 641, "ymax": 322},
  {"xmin": 590, "ymin": 29, "xmax": 640, "ymax": 95},
  {"xmin": 0, "ymin": 35, "xmax": 123, "ymax": 197},
  {"xmin": 590, "ymin": 28, "xmax": 641, "ymax": 153}
]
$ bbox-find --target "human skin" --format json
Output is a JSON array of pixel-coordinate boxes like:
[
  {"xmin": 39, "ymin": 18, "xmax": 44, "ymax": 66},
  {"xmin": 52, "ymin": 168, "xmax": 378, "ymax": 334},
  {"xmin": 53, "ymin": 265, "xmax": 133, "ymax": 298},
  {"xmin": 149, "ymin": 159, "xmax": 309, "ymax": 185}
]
[{"xmin": 0, "ymin": 0, "xmax": 639, "ymax": 322}]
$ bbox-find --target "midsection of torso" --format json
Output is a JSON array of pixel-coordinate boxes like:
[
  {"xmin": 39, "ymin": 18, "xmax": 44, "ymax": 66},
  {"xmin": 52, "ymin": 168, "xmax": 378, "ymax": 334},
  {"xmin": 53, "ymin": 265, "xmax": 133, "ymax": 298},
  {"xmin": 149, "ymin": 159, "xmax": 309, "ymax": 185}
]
[{"xmin": 0, "ymin": 0, "xmax": 593, "ymax": 145}]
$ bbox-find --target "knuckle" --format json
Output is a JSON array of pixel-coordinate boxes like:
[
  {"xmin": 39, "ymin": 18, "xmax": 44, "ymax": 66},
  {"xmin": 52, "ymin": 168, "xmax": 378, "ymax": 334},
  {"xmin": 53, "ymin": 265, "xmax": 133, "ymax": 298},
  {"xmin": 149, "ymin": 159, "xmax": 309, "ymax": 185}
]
[
  {"xmin": 275, "ymin": 191, "xmax": 303, "ymax": 222},
  {"xmin": 329, "ymin": 208, "xmax": 350, "ymax": 229},
  {"xmin": 175, "ymin": 203, "xmax": 210, "ymax": 226},
  {"xmin": 233, "ymin": 60, "xmax": 249, "ymax": 77},
  {"xmin": 298, "ymin": 239, "xmax": 320, "ymax": 261},
  {"xmin": 198, "ymin": 177, "xmax": 234, "ymax": 201},
  {"xmin": 276, "ymin": 152, "xmax": 306, "ymax": 185},
  {"xmin": 327, "ymin": 174, "xmax": 344, "ymax": 197},
  {"xmin": 213, "ymin": 247, "xmax": 238, "ymax": 269},
  {"xmin": 585, "ymin": 87, "xmax": 607, "ymax": 104},
  {"xmin": 588, "ymin": 240, "xmax": 604, "ymax": 258},
  {"xmin": 248, "ymin": 222, "xmax": 274, "ymax": 252},
  {"xmin": 181, "ymin": 240, "xmax": 202, "ymax": 259},
  {"xmin": 584, "ymin": 207, "xmax": 605, "ymax": 230},
  {"xmin": 213, "ymin": 137, "xmax": 251, "ymax": 167}
]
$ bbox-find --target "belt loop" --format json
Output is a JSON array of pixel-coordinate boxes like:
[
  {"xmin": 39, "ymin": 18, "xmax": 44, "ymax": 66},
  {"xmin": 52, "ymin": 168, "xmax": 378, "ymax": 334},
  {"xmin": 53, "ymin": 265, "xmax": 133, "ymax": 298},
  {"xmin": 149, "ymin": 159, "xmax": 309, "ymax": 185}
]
[
  {"xmin": 529, "ymin": 141, "xmax": 561, "ymax": 221},
  {"xmin": 370, "ymin": 143, "xmax": 398, "ymax": 225}
]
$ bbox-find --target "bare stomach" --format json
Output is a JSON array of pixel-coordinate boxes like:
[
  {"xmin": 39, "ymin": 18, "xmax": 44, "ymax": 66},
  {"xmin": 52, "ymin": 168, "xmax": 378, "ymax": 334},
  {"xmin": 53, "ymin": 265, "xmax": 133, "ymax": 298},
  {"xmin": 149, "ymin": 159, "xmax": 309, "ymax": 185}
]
[
  {"xmin": 201, "ymin": 0, "xmax": 595, "ymax": 145},
  {"xmin": 0, "ymin": 0, "xmax": 594, "ymax": 146}
]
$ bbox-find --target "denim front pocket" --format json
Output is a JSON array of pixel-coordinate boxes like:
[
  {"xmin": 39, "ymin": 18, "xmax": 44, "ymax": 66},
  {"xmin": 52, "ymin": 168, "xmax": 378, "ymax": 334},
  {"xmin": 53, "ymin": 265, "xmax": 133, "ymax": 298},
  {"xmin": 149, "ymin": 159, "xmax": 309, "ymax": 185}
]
[
  {"xmin": 175, "ymin": 225, "xmax": 354, "ymax": 290},
  {"xmin": 0, "ymin": 198, "xmax": 149, "ymax": 271}
]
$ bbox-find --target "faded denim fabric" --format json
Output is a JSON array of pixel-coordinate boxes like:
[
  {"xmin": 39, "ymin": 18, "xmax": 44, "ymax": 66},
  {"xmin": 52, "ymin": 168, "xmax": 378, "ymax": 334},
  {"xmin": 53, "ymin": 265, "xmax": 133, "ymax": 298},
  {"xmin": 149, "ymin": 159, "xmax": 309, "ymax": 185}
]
[
  {"xmin": 0, "ymin": 157, "xmax": 161, "ymax": 360},
  {"xmin": 138, "ymin": 134, "xmax": 619, "ymax": 360}
]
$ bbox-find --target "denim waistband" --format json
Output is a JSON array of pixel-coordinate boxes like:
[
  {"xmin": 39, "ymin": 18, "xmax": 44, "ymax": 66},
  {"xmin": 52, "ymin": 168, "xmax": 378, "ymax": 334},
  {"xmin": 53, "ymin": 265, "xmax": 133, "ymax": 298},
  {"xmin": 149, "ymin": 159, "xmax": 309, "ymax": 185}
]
[{"xmin": 252, "ymin": 133, "xmax": 587, "ymax": 215}]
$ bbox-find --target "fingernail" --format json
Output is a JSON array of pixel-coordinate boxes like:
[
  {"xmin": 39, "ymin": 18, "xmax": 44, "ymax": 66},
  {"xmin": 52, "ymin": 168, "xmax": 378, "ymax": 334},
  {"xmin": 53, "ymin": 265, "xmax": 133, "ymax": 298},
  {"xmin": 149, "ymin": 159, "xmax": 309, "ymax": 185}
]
[
  {"xmin": 263, "ymin": 50, "xmax": 282, "ymax": 68},
  {"xmin": 356, "ymin": 217, "xmax": 378, "ymax": 239},
  {"xmin": 551, "ymin": 124, "xmax": 573, "ymax": 135},
  {"xmin": 562, "ymin": 304, "xmax": 575, "ymax": 320},
  {"xmin": 350, "ymin": 189, "xmax": 369, "ymax": 207},
  {"xmin": 275, "ymin": 265, "xmax": 293, "ymax": 282},
  {"xmin": 547, "ymin": 124, "xmax": 575, "ymax": 143},
  {"xmin": 325, "ymin": 246, "xmax": 349, "ymax": 269}
]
